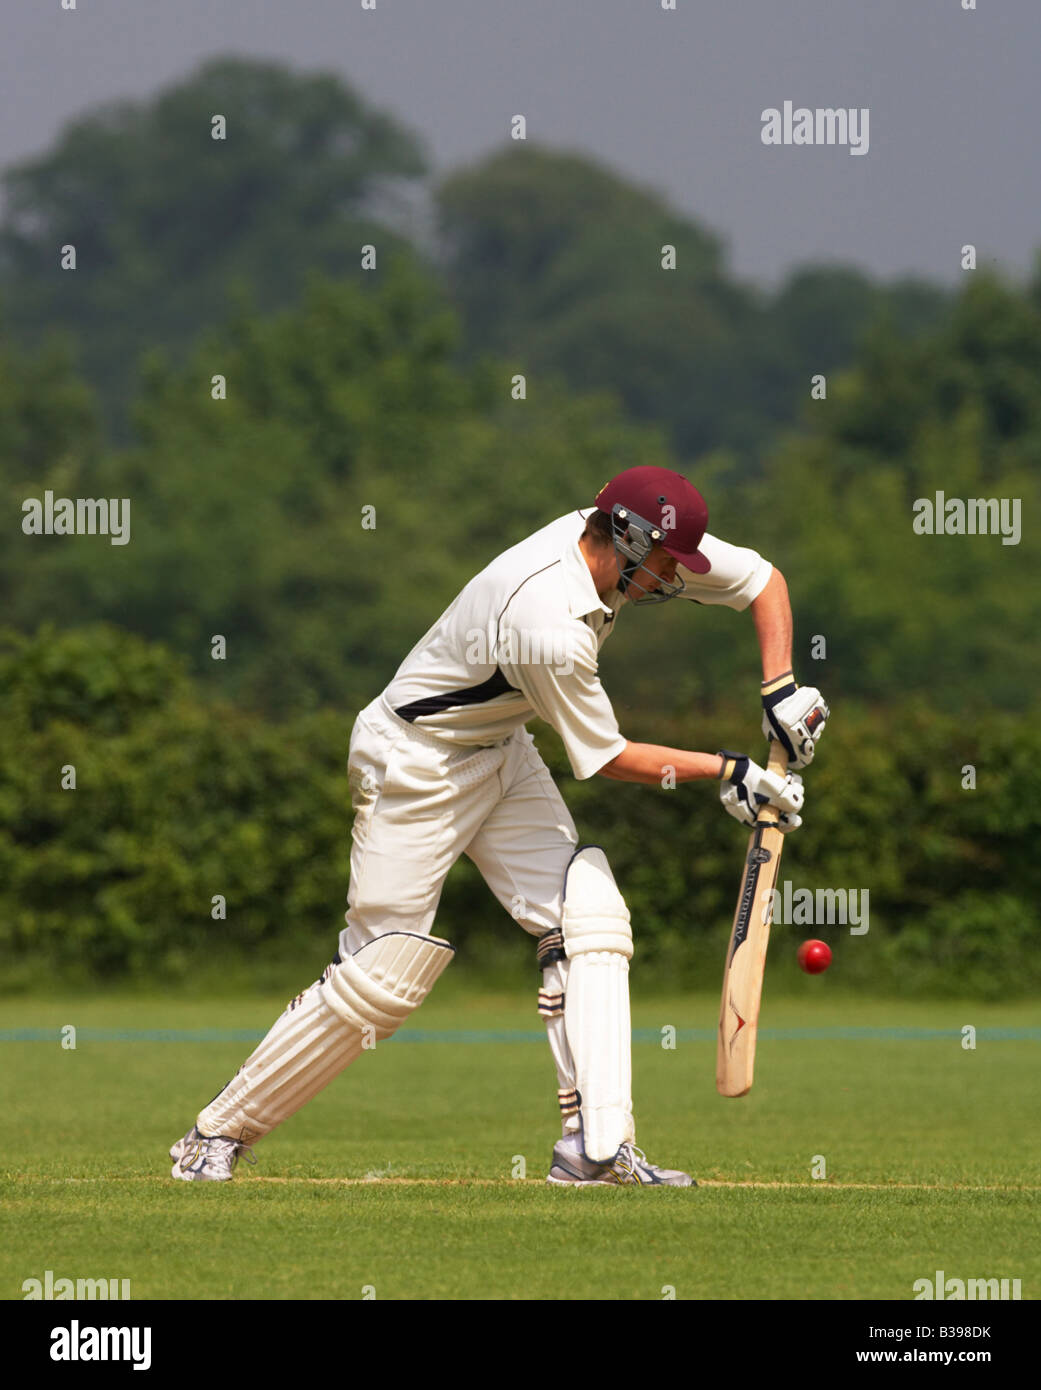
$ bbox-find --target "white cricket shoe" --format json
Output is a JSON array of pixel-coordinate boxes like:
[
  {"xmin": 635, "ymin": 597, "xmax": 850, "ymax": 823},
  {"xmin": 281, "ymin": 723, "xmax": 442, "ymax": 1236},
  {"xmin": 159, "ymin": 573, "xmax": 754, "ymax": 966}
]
[
  {"xmin": 546, "ymin": 1133, "xmax": 695, "ymax": 1187},
  {"xmin": 169, "ymin": 1125, "xmax": 257, "ymax": 1182}
]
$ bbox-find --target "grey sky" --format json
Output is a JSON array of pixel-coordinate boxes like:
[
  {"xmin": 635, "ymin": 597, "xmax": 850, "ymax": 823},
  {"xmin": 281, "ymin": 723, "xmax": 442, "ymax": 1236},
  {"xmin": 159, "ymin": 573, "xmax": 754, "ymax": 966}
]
[{"xmin": 2, "ymin": 0, "xmax": 1037, "ymax": 287}]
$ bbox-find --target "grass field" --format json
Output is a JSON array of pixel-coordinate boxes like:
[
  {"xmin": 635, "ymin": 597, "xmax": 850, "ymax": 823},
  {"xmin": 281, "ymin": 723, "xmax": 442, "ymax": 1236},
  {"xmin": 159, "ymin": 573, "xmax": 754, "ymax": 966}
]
[{"xmin": 2, "ymin": 985, "xmax": 1038, "ymax": 1301}]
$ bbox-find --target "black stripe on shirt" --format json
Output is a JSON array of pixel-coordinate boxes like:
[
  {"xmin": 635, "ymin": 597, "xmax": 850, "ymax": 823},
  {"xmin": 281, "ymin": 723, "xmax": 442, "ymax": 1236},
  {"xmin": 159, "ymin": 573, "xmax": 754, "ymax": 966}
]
[
  {"xmin": 394, "ymin": 667, "xmax": 516, "ymax": 722},
  {"xmin": 395, "ymin": 556, "xmax": 570, "ymax": 722}
]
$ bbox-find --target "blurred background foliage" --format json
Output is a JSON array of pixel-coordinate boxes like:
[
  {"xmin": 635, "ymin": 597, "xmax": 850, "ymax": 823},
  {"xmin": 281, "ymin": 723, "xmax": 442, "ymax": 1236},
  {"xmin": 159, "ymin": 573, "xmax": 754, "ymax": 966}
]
[{"xmin": 1, "ymin": 58, "xmax": 1037, "ymax": 992}]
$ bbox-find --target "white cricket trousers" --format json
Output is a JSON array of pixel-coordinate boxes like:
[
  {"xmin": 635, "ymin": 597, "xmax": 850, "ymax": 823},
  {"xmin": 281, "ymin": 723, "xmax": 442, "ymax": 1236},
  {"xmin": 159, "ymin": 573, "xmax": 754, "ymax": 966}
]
[{"xmin": 340, "ymin": 696, "xmax": 581, "ymax": 957}]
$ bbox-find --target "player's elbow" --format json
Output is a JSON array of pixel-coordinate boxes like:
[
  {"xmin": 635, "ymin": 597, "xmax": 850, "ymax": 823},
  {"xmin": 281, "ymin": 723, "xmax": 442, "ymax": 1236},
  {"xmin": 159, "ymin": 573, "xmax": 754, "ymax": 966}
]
[{"xmin": 598, "ymin": 744, "xmax": 631, "ymax": 780}]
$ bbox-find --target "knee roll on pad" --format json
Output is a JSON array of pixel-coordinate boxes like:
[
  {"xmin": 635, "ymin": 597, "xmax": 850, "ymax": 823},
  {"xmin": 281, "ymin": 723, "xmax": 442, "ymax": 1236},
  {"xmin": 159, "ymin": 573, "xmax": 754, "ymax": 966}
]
[
  {"xmin": 320, "ymin": 932, "xmax": 454, "ymax": 1036},
  {"xmin": 561, "ymin": 846, "xmax": 633, "ymax": 960}
]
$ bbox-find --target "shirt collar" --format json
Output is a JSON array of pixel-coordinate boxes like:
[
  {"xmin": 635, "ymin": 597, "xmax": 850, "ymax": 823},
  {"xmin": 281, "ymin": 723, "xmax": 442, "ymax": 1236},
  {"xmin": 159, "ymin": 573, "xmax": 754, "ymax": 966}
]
[{"xmin": 562, "ymin": 524, "xmax": 616, "ymax": 621}]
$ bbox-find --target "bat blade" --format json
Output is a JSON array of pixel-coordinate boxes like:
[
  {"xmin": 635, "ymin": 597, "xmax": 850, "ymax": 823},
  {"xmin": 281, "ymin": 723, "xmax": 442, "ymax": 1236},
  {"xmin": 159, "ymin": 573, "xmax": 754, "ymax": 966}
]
[{"xmin": 716, "ymin": 740, "xmax": 789, "ymax": 1098}]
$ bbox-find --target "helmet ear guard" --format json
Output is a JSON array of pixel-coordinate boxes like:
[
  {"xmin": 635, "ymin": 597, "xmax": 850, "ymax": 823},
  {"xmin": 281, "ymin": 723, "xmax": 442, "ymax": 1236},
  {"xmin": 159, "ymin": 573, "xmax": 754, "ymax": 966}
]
[{"xmin": 609, "ymin": 504, "xmax": 685, "ymax": 605}]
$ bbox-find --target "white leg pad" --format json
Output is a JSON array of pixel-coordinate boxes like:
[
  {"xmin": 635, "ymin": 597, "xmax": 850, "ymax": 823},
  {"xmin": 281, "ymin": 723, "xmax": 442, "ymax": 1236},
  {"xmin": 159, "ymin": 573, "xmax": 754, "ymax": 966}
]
[
  {"xmin": 561, "ymin": 847, "xmax": 635, "ymax": 1163},
  {"xmin": 198, "ymin": 933, "xmax": 453, "ymax": 1145}
]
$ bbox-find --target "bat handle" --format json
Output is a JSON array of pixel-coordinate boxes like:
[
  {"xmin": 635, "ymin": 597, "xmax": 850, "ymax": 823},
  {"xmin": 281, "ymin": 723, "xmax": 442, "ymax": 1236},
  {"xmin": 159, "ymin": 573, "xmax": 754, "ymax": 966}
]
[
  {"xmin": 757, "ymin": 740, "xmax": 790, "ymax": 825},
  {"xmin": 766, "ymin": 738, "xmax": 789, "ymax": 777}
]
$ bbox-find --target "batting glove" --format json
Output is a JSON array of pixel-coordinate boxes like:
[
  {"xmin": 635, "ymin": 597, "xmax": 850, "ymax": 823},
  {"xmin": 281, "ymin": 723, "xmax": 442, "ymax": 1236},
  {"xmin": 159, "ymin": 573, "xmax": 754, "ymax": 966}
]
[
  {"xmin": 761, "ymin": 671, "xmax": 829, "ymax": 768},
  {"xmin": 718, "ymin": 750, "xmax": 804, "ymax": 832}
]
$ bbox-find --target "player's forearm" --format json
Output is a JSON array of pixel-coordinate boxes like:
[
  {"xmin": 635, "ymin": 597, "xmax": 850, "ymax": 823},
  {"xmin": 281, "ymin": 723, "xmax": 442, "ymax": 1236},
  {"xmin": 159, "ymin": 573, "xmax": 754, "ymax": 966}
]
[
  {"xmin": 750, "ymin": 566, "xmax": 793, "ymax": 680},
  {"xmin": 598, "ymin": 742, "xmax": 724, "ymax": 784}
]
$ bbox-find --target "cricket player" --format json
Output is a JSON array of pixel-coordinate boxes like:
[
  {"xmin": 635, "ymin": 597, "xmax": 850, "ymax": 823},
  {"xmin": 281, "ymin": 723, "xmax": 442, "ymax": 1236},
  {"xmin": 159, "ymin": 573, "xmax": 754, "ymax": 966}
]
[{"xmin": 170, "ymin": 466, "xmax": 828, "ymax": 1185}]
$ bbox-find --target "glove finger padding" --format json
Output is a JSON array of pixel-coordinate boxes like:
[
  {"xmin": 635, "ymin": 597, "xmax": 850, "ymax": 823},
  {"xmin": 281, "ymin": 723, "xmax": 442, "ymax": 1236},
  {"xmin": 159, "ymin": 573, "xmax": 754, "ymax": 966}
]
[
  {"xmin": 719, "ymin": 752, "xmax": 804, "ymax": 832},
  {"xmin": 761, "ymin": 672, "xmax": 829, "ymax": 768}
]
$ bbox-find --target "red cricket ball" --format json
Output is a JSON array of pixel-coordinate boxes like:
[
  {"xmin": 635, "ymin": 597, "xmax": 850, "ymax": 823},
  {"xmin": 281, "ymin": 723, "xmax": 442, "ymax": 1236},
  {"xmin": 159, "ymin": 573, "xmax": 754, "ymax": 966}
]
[{"xmin": 797, "ymin": 939, "xmax": 832, "ymax": 974}]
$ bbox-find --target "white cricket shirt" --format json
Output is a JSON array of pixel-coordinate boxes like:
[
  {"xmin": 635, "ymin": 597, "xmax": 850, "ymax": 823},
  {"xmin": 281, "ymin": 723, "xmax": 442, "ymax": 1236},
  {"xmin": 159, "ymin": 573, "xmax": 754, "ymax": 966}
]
[{"xmin": 382, "ymin": 508, "xmax": 772, "ymax": 779}]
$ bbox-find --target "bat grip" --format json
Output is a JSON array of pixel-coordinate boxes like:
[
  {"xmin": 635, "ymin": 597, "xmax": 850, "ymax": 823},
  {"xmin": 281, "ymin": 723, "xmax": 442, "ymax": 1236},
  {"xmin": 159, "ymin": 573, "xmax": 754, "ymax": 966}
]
[{"xmin": 756, "ymin": 739, "xmax": 790, "ymax": 825}]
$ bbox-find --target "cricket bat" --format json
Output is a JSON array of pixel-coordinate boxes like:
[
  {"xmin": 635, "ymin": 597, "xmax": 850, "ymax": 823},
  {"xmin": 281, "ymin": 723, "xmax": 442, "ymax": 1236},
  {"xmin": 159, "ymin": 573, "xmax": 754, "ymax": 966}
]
[{"xmin": 716, "ymin": 739, "xmax": 790, "ymax": 1097}]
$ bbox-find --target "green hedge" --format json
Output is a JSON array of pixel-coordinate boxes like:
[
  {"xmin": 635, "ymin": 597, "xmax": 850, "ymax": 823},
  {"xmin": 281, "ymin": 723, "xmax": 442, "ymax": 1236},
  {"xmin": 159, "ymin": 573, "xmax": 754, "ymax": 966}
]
[
  {"xmin": 0, "ymin": 626, "xmax": 349, "ymax": 989},
  {"xmin": 2, "ymin": 625, "xmax": 1037, "ymax": 996}
]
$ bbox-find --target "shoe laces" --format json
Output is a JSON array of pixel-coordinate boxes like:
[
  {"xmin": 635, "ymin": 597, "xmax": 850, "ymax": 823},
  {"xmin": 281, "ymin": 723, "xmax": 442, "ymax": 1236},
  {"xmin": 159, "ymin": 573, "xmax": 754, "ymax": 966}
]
[
  {"xmin": 610, "ymin": 1142, "xmax": 651, "ymax": 1184},
  {"xmin": 207, "ymin": 1134, "xmax": 258, "ymax": 1170}
]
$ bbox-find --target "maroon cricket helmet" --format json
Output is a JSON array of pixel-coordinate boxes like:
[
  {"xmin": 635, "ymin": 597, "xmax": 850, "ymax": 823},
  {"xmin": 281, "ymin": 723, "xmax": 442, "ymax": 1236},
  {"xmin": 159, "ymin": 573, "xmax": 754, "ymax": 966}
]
[{"xmin": 594, "ymin": 466, "xmax": 711, "ymax": 574}]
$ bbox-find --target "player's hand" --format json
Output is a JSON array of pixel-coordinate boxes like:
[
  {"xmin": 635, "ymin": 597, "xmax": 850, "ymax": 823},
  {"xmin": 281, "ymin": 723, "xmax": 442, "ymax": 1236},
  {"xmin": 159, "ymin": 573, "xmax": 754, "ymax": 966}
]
[
  {"xmin": 761, "ymin": 672, "xmax": 829, "ymax": 768},
  {"xmin": 718, "ymin": 750, "xmax": 804, "ymax": 832}
]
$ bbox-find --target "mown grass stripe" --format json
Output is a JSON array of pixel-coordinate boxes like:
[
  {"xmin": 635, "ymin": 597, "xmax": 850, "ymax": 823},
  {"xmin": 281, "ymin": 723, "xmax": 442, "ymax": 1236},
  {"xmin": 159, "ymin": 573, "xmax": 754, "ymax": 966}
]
[
  {"xmin": 4, "ymin": 1175, "xmax": 1039, "ymax": 1193},
  {"xmin": 2, "ymin": 1026, "xmax": 1039, "ymax": 1043}
]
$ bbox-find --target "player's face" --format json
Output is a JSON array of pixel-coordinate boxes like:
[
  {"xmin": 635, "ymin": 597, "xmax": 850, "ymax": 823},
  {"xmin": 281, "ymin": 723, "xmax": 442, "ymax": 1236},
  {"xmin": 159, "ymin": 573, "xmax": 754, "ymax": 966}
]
[{"xmin": 631, "ymin": 545, "xmax": 678, "ymax": 595}]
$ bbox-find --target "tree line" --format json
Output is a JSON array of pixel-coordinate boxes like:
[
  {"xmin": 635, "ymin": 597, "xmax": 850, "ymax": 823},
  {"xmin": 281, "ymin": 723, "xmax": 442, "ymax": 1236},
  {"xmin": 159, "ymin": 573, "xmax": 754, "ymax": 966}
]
[{"xmin": 1, "ymin": 58, "xmax": 1036, "ymax": 988}]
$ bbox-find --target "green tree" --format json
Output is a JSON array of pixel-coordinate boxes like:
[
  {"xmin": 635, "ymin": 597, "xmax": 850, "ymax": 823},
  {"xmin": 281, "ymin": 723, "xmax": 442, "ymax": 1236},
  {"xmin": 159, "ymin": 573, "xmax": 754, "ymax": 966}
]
[
  {"xmin": 436, "ymin": 145, "xmax": 764, "ymax": 461},
  {"xmin": 434, "ymin": 146, "xmax": 952, "ymax": 467},
  {"xmin": 2, "ymin": 255, "xmax": 678, "ymax": 716},
  {"xmin": 737, "ymin": 272, "xmax": 1041, "ymax": 711},
  {"xmin": 0, "ymin": 57, "xmax": 428, "ymax": 442},
  {"xmin": 0, "ymin": 329, "xmax": 102, "ymax": 611}
]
